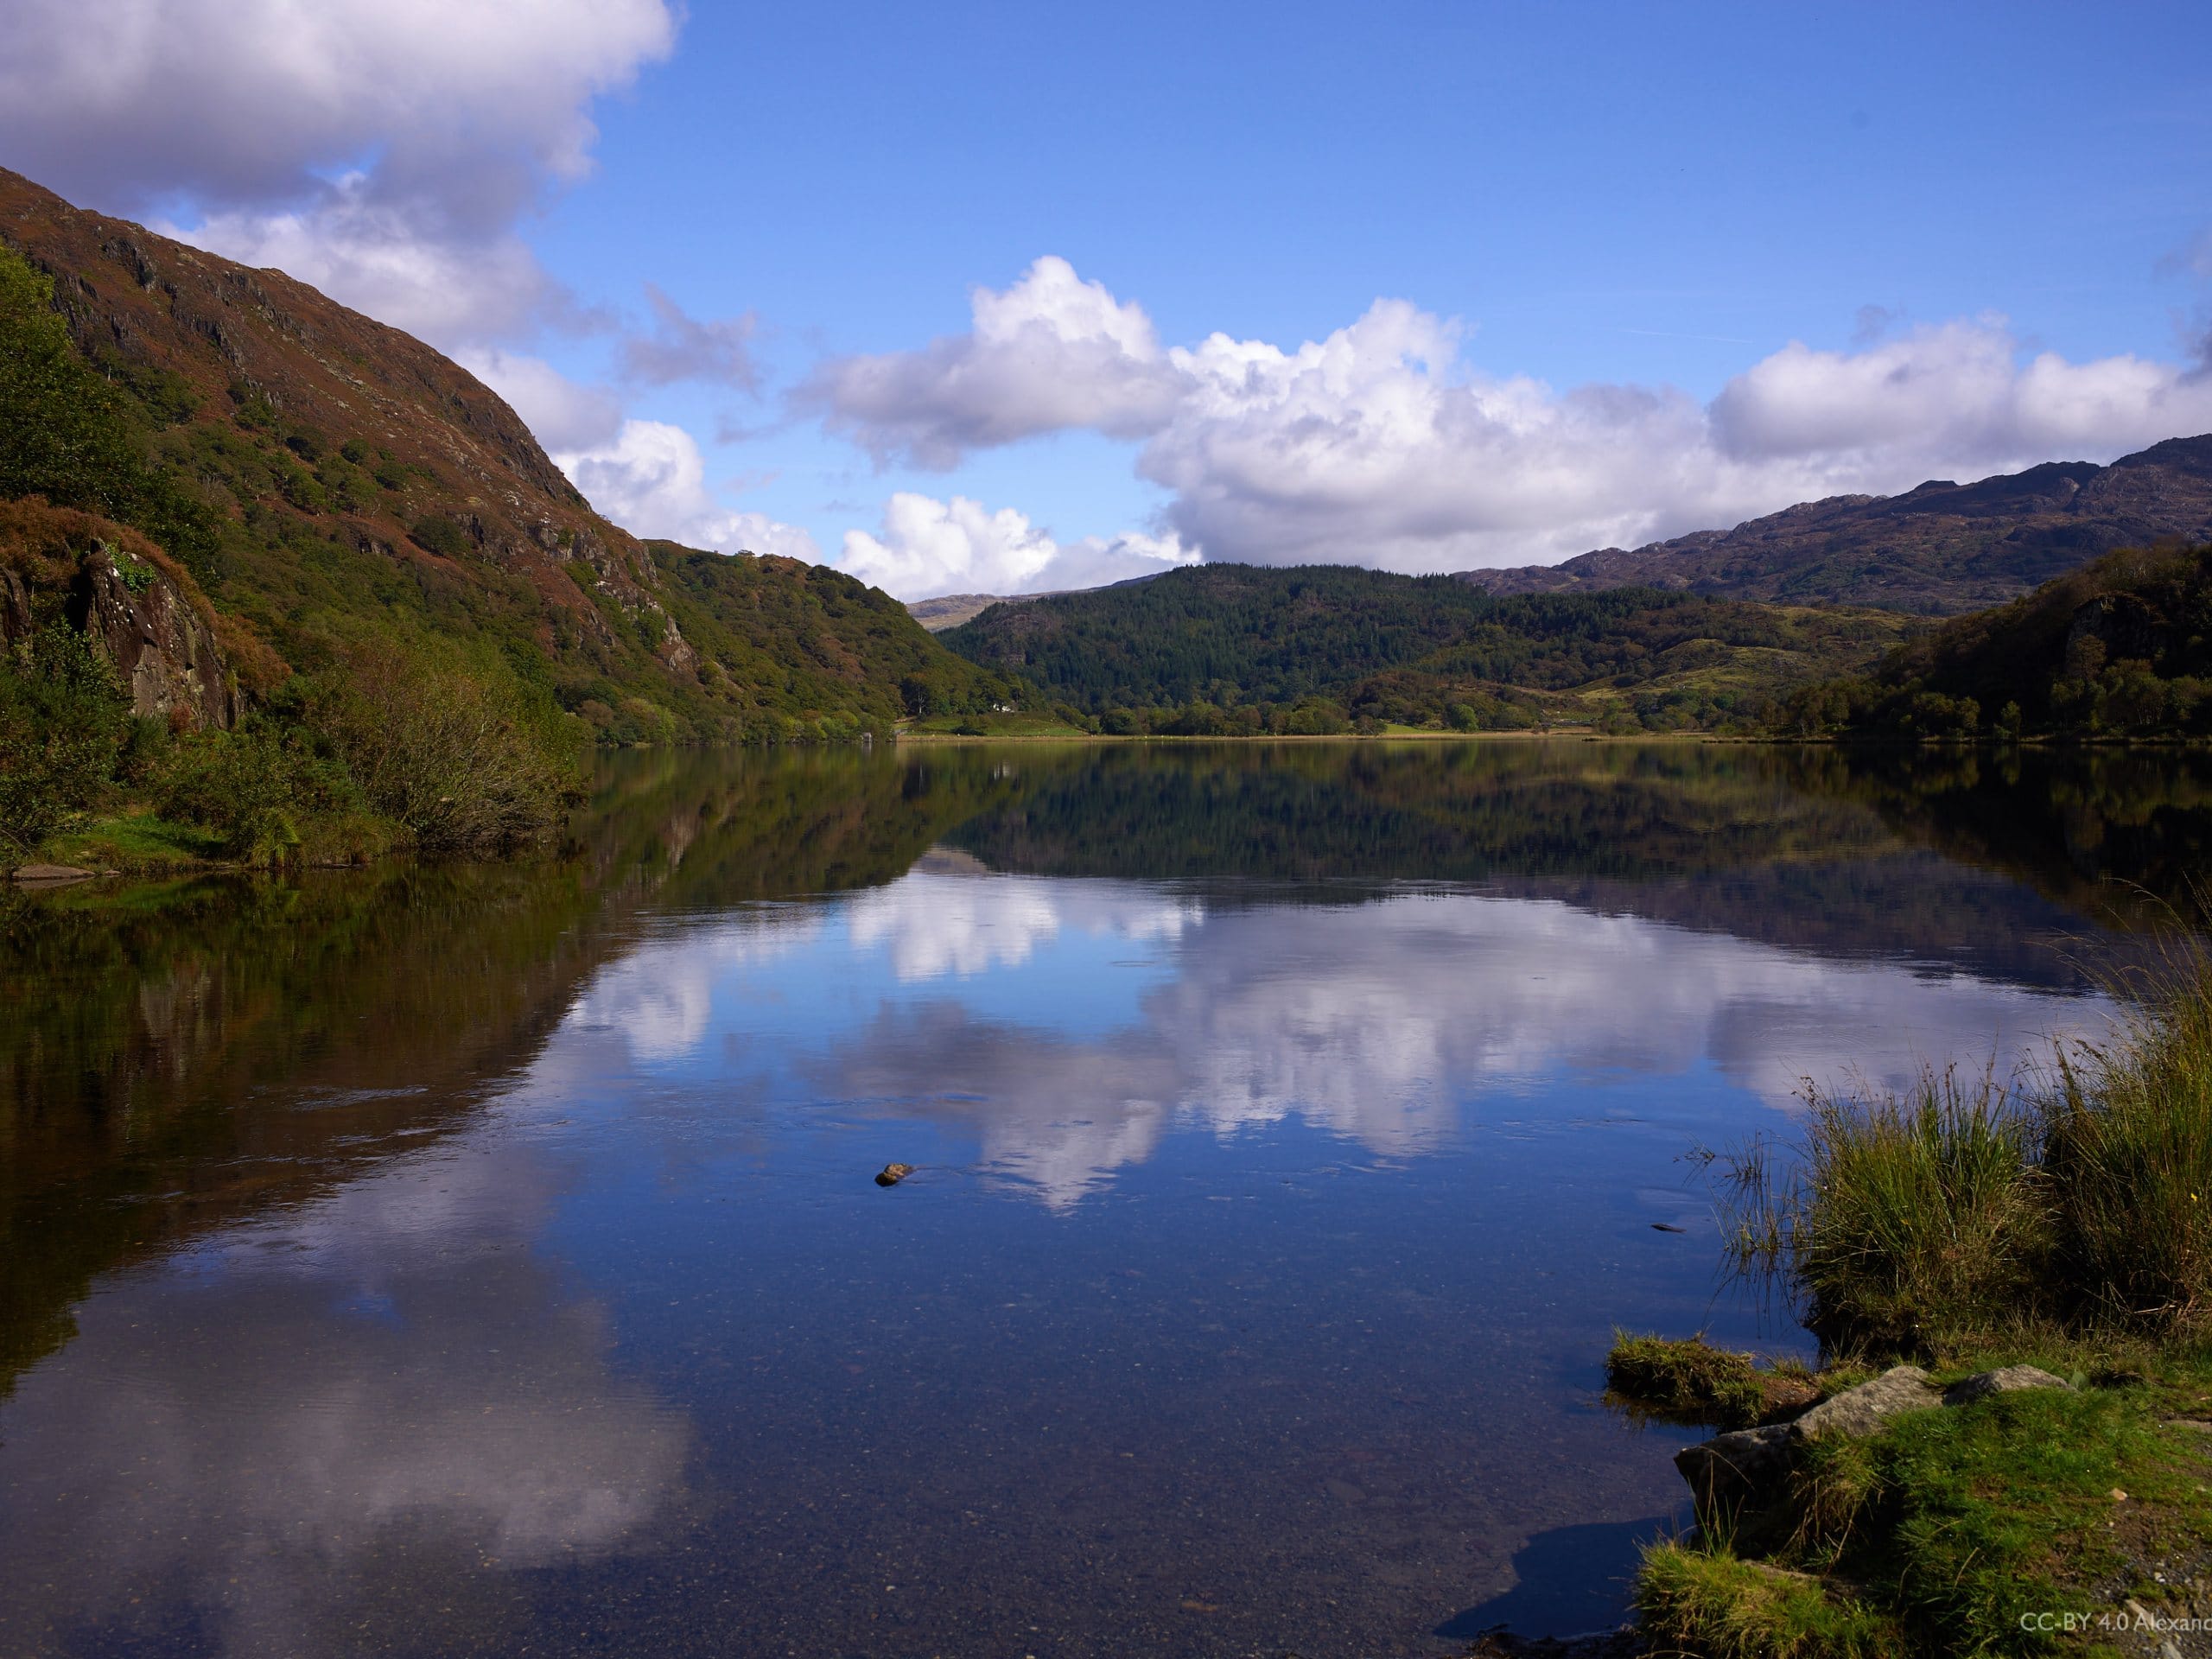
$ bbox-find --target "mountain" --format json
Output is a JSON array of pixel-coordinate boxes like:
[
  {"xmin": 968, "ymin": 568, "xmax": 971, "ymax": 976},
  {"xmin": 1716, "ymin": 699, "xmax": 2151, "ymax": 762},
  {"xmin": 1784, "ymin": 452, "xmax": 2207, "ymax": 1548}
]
[
  {"xmin": 1772, "ymin": 540, "xmax": 2212, "ymax": 741},
  {"xmin": 0, "ymin": 166, "xmax": 1010, "ymax": 747},
  {"xmin": 908, "ymin": 594, "xmax": 1008, "ymax": 632},
  {"xmin": 940, "ymin": 563, "xmax": 1908, "ymax": 734},
  {"xmin": 1456, "ymin": 438, "xmax": 2212, "ymax": 615}
]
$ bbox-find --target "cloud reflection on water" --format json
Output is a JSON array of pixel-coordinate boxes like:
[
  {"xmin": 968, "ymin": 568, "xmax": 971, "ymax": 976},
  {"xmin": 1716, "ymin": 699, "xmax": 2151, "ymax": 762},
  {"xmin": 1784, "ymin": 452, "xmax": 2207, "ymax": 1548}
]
[
  {"xmin": 556, "ymin": 859, "xmax": 2111, "ymax": 1210},
  {"xmin": 0, "ymin": 1135, "xmax": 689, "ymax": 1656}
]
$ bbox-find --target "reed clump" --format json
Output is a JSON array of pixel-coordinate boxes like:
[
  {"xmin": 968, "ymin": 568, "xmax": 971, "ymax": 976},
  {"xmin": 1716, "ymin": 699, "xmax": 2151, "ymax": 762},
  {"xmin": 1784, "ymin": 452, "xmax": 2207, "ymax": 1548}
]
[{"xmin": 1713, "ymin": 944, "xmax": 2212, "ymax": 1352}]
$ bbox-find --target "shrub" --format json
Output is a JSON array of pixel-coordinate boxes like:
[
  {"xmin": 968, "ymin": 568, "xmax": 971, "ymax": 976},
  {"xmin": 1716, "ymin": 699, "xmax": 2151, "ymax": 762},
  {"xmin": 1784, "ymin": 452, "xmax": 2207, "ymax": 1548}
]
[
  {"xmin": 0, "ymin": 626, "xmax": 129, "ymax": 866},
  {"xmin": 151, "ymin": 725, "xmax": 369, "ymax": 861},
  {"xmin": 304, "ymin": 646, "xmax": 582, "ymax": 852},
  {"xmin": 409, "ymin": 513, "xmax": 472, "ymax": 559}
]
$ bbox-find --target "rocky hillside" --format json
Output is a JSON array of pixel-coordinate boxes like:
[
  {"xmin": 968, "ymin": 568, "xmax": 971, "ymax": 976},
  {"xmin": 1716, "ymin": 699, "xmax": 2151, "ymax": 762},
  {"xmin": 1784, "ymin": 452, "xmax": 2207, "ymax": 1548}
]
[
  {"xmin": 1457, "ymin": 437, "xmax": 2212, "ymax": 615},
  {"xmin": 0, "ymin": 167, "xmax": 1010, "ymax": 743}
]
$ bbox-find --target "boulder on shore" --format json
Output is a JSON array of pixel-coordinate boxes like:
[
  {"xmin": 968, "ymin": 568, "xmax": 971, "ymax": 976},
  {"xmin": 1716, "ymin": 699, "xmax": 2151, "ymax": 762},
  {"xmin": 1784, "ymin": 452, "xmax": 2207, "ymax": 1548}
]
[
  {"xmin": 1788, "ymin": 1365, "xmax": 1944, "ymax": 1440},
  {"xmin": 1942, "ymin": 1366, "xmax": 2075, "ymax": 1407}
]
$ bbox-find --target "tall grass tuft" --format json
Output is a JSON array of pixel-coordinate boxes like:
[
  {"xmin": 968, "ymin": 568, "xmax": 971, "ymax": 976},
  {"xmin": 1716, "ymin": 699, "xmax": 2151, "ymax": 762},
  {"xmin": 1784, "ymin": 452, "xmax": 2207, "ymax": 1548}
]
[
  {"xmin": 1716, "ymin": 1067, "xmax": 2050, "ymax": 1353},
  {"xmin": 1713, "ymin": 932, "xmax": 2212, "ymax": 1352},
  {"xmin": 2040, "ymin": 942, "xmax": 2212, "ymax": 1332}
]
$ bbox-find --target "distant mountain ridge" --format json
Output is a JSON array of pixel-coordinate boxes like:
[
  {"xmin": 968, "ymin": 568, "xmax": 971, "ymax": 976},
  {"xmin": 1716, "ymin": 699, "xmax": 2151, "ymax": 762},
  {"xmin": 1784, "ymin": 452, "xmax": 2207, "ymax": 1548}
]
[{"xmin": 1455, "ymin": 437, "xmax": 2212, "ymax": 614}]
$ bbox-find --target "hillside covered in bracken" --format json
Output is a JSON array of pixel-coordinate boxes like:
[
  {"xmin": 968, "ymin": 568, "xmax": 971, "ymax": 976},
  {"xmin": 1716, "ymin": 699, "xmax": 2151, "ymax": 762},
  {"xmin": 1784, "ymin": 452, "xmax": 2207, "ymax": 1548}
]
[{"xmin": 0, "ymin": 168, "xmax": 1013, "ymax": 867}]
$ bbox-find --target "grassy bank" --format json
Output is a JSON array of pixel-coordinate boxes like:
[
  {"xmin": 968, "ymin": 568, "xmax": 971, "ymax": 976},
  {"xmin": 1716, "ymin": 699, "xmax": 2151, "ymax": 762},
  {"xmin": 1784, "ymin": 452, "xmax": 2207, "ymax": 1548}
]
[{"xmin": 1613, "ymin": 948, "xmax": 2212, "ymax": 1656}]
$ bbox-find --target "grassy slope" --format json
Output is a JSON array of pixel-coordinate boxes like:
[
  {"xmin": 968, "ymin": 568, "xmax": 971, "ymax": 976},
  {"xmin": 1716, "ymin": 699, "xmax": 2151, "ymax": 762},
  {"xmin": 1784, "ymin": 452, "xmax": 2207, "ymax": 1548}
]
[
  {"xmin": 942, "ymin": 563, "xmax": 1909, "ymax": 732},
  {"xmin": 0, "ymin": 167, "xmax": 1008, "ymax": 742}
]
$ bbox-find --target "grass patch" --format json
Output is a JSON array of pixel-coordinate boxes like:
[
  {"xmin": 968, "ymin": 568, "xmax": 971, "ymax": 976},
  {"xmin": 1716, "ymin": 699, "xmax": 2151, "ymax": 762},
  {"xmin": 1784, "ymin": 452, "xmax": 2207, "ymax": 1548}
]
[
  {"xmin": 1637, "ymin": 1377, "xmax": 2212, "ymax": 1656},
  {"xmin": 1711, "ymin": 950, "xmax": 2212, "ymax": 1351},
  {"xmin": 43, "ymin": 810, "xmax": 228, "ymax": 872},
  {"xmin": 1637, "ymin": 1541, "xmax": 1897, "ymax": 1658},
  {"xmin": 1631, "ymin": 940, "xmax": 2212, "ymax": 1654},
  {"xmin": 903, "ymin": 711, "xmax": 1094, "ymax": 738},
  {"xmin": 1606, "ymin": 1332, "xmax": 1819, "ymax": 1428}
]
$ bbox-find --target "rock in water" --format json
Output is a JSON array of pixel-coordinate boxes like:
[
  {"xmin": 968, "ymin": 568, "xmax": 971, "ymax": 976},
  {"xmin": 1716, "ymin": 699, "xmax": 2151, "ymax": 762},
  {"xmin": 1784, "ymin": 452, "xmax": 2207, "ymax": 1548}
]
[{"xmin": 874, "ymin": 1163, "xmax": 914, "ymax": 1187}]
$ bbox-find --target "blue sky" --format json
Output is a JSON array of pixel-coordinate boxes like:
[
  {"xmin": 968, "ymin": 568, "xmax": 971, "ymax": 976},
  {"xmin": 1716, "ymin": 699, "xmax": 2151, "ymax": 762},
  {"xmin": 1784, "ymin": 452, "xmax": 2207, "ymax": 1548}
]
[{"xmin": 3, "ymin": 1, "xmax": 2209, "ymax": 595}]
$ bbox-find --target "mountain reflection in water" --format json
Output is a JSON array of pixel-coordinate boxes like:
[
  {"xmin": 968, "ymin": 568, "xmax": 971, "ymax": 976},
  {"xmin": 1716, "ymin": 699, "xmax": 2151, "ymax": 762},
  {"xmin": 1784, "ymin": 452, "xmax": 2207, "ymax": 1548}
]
[{"xmin": 0, "ymin": 741, "xmax": 2200, "ymax": 1658}]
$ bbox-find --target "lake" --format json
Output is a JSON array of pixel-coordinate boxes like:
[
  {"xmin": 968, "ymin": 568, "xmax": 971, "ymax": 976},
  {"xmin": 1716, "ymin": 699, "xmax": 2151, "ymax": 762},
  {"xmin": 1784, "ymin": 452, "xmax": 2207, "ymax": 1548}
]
[{"xmin": 1, "ymin": 740, "xmax": 2201, "ymax": 1657}]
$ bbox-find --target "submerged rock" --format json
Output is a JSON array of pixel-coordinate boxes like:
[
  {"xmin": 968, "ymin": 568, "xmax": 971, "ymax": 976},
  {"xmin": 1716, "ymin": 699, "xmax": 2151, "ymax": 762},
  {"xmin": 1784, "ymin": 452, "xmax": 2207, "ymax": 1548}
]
[
  {"xmin": 1942, "ymin": 1365, "xmax": 2075, "ymax": 1407},
  {"xmin": 874, "ymin": 1163, "xmax": 914, "ymax": 1187}
]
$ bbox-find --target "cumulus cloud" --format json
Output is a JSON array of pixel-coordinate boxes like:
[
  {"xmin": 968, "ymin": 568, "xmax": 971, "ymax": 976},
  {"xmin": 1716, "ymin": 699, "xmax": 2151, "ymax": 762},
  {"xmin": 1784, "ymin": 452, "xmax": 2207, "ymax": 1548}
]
[
  {"xmin": 458, "ymin": 346, "xmax": 627, "ymax": 453},
  {"xmin": 0, "ymin": 0, "xmax": 678, "ymax": 345},
  {"xmin": 1153, "ymin": 305, "xmax": 2212, "ymax": 569},
  {"xmin": 555, "ymin": 419, "xmax": 821, "ymax": 560},
  {"xmin": 807, "ymin": 259, "xmax": 2212, "ymax": 573},
  {"xmin": 805, "ymin": 257, "xmax": 1188, "ymax": 468},
  {"xmin": 619, "ymin": 283, "xmax": 762, "ymax": 390},
  {"xmin": 836, "ymin": 492, "xmax": 1196, "ymax": 600}
]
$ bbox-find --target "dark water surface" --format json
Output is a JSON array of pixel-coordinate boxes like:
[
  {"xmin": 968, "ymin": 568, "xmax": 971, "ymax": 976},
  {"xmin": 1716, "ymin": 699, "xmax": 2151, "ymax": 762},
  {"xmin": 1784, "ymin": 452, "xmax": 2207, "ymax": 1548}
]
[{"xmin": 3, "ymin": 741, "xmax": 2205, "ymax": 1657}]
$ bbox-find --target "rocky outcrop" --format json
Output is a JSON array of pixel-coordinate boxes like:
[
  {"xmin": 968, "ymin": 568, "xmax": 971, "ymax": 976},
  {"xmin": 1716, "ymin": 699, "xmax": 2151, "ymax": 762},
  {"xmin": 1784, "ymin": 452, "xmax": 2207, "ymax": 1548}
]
[
  {"xmin": 1675, "ymin": 1363, "xmax": 2075, "ymax": 1522},
  {"xmin": 66, "ymin": 543, "xmax": 236, "ymax": 729}
]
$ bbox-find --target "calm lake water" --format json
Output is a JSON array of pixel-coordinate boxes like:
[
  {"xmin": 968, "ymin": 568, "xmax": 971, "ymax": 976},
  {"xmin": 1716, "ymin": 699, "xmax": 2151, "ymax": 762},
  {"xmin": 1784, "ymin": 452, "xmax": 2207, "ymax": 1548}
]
[{"xmin": 2, "ymin": 741, "xmax": 2204, "ymax": 1657}]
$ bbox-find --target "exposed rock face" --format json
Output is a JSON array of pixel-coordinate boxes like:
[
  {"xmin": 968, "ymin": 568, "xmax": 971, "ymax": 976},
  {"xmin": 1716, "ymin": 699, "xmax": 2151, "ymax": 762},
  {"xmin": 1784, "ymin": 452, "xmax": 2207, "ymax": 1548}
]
[
  {"xmin": 67, "ymin": 543, "xmax": 235, "ymax": 729},
  {"xmin": 1457, "ymin": 436, "xmax": 2212, "ymax": 615},
  {"xmin": 0, "ymin": 566, "xmax": 29, "ymax": 639}
]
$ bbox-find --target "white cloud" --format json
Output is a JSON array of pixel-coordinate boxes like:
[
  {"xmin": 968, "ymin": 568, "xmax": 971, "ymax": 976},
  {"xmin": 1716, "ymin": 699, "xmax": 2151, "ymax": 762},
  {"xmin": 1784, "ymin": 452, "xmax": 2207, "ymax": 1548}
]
[
  {"xmin": 458, "ymin": 347, "xmax": 626, "ymax": 453},
  {"xmin": 620, "ymin": 283, "xmax": 762, "ymax": 391},
  {"xmin": 836, "ymin": 492, "xmax": 1197, "ymax": 600},
  {"xmin": 554, "ymin": 419, "xmax": 821, "ymax": 560},
  {"xmin": 807, "ymin": 259, "xmax": 2212, "ymax": 575},
  {"xmin": 0, "ymin": 0, "xmax": 679, "ymax": 346},
  {"xmin": 805, "ymin": 257, "xmax": 1187, "ymax": 468},
  {"xmin": 0, "ymin": 1131, "xmax": 688, "ymax": 1655}
]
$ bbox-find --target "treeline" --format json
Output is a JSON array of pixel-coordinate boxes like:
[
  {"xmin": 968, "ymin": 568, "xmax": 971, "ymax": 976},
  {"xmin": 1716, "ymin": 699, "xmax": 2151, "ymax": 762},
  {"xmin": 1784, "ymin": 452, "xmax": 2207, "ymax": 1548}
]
[
  {"xmin": 941, "ymin": 563, "xmax": 1902, "ymax": 733},
  {"xmin": 1773, "ymin": 541, "xmax": 2212, "ymax": 741}
]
